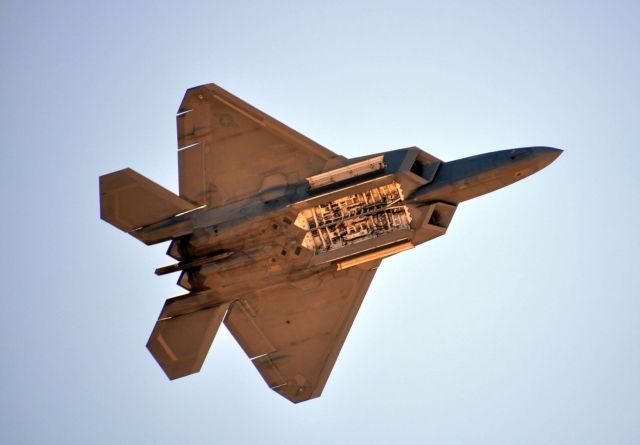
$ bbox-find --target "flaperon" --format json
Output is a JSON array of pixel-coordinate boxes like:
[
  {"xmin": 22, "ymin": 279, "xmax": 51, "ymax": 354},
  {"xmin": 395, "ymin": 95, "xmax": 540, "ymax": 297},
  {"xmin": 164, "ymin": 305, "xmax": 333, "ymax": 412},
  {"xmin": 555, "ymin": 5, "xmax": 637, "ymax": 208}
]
[{"xmin": 99, "ymin": 83, "xmax": 562, "ymax": 403}]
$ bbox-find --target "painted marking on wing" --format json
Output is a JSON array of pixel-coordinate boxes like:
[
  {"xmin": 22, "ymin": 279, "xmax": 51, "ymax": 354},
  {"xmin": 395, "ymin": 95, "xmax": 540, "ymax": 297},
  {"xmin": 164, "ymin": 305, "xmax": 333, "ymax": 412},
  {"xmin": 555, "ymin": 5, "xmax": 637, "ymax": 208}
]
[{"xmin": 157, "ymin": 334, "xmax": 178, "ymax": 362}]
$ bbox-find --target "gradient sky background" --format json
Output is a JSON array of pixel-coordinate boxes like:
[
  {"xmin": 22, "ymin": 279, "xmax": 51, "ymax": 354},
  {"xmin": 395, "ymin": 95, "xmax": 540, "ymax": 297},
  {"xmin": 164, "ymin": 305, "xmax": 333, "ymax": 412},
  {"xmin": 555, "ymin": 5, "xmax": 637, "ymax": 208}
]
[{"xmin": 2, "ymin": 1, "xmax": 639, "ymax": 444}]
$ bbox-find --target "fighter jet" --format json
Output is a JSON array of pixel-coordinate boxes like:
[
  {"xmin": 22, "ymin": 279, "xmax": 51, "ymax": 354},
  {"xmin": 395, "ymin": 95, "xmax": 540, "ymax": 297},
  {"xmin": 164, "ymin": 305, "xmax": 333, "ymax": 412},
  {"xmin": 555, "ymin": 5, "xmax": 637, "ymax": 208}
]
[{"xmin": 99, "ymin": 83, "xmax": 561, "ymax": 403}]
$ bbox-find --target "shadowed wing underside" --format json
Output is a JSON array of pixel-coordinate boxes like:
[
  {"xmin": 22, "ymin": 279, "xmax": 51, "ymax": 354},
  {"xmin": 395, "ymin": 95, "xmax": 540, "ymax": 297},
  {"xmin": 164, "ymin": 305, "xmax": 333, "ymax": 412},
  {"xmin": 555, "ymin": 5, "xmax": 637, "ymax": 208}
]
[{"xmin": 176, "ymin": 84, "xmax": 345, "ymax": 207}]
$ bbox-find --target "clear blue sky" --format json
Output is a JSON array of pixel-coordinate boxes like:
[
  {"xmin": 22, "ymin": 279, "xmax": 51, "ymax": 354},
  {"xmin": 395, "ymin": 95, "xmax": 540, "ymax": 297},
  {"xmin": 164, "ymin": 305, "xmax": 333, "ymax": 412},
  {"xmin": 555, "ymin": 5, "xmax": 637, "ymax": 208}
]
[{"xmin": 2, "ymin": 1, "xmax": 639, "ymax": 444}]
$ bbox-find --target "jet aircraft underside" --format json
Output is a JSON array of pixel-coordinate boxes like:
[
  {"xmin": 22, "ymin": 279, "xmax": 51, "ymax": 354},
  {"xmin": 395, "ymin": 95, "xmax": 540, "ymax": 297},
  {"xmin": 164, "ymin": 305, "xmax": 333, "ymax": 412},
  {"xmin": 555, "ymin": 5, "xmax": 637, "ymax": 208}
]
[{"xmin": 99, "ymin": 83, "xmax": 561, "ymax": 403}]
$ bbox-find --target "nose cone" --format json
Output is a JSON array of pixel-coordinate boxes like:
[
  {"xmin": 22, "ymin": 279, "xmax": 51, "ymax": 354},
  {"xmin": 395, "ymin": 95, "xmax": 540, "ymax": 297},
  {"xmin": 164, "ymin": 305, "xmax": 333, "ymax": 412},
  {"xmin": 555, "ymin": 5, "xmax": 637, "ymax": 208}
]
[
  {"xmin": 409, "ymin": 145, "xmax": 562, "ymax": 205},
  {"xmin": 532, "ymin": 146, "xmax": 563, "ymax": 169},
  {"xmin": 509, "ymin": 146, "xmax": 562, "ymax": 182}
]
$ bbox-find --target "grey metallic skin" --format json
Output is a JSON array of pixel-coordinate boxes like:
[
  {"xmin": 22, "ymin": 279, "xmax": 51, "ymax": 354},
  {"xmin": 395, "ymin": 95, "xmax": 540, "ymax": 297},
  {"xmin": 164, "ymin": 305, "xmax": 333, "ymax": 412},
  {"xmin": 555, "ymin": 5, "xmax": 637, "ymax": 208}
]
[
  {"xmin": 99, "ymin": 83, "xmax": 562, "ymax": 403},
  {"xmin": 410, "ymin": 147, "xmax": 562, "ymax": 204}
]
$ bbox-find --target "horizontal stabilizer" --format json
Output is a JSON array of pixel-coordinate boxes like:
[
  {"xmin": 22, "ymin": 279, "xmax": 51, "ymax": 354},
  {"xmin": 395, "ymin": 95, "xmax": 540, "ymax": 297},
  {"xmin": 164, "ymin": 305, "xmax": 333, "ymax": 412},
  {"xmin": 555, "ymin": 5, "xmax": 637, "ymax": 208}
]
[
  {"xmin": 146, "ymin": 302, "xmax": 229, "ymax": 380},
  {"xmin": 99, "ymin": 168, "xmax": 196, "ymax": 238}
]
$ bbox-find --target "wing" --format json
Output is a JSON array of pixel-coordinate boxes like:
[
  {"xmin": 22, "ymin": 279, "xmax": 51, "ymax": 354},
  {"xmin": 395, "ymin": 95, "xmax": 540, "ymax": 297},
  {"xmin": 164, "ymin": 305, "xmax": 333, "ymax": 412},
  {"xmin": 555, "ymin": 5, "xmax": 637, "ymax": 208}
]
[
  {"xmin": 224, "ymin": 261, "xmax": 380, "ymax": 403},
  {"xmin": 176, "ymin": 83, "xmax": 346, "ymax": 207}
]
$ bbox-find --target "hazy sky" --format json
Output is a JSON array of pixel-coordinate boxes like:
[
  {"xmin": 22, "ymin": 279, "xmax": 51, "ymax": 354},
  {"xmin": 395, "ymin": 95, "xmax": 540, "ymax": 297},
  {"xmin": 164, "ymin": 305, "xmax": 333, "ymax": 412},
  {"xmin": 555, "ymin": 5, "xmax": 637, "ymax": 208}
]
[{"xmin": 2, "ymin": 1, "xmax": 639, "ymax": 444}]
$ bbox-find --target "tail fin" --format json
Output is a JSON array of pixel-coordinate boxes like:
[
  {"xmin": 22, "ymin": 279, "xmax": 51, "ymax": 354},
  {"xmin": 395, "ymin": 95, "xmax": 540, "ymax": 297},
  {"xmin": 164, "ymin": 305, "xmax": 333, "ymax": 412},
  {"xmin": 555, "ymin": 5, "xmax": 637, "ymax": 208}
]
[
  {"xmin": 146, "ymin": 295, "xmax": 230, "ymax": 380},
  {"xmin": 99, "ymin": 168, "xmax": 196, "ymax": 243}
]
